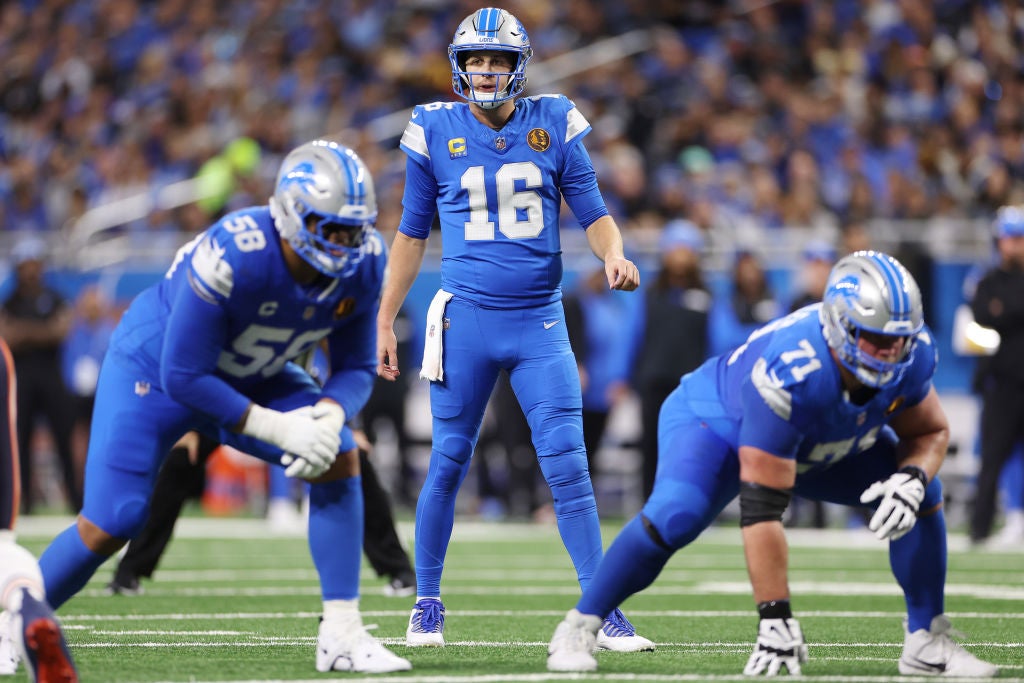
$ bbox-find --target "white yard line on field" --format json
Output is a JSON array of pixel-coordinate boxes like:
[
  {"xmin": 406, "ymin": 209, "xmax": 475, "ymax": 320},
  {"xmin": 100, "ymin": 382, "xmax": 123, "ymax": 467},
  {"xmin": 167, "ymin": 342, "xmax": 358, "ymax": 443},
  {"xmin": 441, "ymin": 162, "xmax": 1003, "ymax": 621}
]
[
  {"xmin": 75, "ymin": 580, "xmax": 1024, "ymax": 600},
  {"xmin": 72, "ymin": 637, "xmax": 1024, "ymax": 650},
  {"xmin": 60, "ymin": 608, "xmax": 1024, "ymax": 624}
]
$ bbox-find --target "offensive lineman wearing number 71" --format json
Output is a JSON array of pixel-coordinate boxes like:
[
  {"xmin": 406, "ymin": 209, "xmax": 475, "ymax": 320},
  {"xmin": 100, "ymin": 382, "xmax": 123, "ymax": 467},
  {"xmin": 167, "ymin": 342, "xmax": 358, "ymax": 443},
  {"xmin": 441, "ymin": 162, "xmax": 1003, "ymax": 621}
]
[{"xmin": 546, "ymin": 251, "xmax": 999, "ymax": 678}]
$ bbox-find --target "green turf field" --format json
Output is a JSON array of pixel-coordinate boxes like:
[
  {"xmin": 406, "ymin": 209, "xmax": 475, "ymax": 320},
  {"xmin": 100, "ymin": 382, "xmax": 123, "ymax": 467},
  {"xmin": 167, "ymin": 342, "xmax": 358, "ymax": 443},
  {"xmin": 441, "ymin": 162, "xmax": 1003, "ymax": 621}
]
[{"xmin": 17, "ymin": 516, "xmax": 1023, "ymax": 682}]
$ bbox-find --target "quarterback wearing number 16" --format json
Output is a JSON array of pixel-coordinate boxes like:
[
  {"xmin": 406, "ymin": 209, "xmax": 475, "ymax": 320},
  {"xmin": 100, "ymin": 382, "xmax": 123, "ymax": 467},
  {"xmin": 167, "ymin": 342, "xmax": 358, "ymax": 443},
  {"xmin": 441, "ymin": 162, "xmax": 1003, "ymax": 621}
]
[
  {"xmin": 548, "ymin": 251, "xmax": 998, "ymax": 678},
  {"xmin": 34, "ymin": 140, "xmax": 410, "ymax": 674},
  {"xmin": 376, "ymin": 7, "xmax": 651, "ymax": 653}
]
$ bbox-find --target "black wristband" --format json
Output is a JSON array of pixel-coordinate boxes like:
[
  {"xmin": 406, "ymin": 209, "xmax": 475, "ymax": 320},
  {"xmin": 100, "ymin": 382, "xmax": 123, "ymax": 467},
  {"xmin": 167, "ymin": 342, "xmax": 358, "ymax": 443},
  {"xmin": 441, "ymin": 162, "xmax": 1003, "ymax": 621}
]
[
  {"xmin": 757, "ymin": 599, "xmax": 793, "ymax": 620},
  {"xmin": 899, "ymin": 465, "xmax": 928, "ymax": 487}
]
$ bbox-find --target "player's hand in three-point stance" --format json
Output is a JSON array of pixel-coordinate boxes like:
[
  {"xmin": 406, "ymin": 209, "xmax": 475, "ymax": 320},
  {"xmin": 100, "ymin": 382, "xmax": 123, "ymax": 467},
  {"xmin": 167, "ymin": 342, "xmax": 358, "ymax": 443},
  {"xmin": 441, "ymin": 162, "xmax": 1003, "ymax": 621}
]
[{"xmin": 744, "ymin": 617, "xmax": 808, "ymax": 676}]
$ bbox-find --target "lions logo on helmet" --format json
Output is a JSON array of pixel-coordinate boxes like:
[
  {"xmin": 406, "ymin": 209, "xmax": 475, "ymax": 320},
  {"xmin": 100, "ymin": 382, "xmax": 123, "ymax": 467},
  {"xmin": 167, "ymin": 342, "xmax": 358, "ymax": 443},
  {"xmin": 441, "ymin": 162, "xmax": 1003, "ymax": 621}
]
[
  {"xmin": 268, "ymin": 140, "xmax": 376, "ymax": 277},
  {"xmin": 820, "ymin": 250, "xmax": 924, "ymax": 388},
  {"xmin": 448, "ymin": 7, "xmax": 533, "ymax": 109}
]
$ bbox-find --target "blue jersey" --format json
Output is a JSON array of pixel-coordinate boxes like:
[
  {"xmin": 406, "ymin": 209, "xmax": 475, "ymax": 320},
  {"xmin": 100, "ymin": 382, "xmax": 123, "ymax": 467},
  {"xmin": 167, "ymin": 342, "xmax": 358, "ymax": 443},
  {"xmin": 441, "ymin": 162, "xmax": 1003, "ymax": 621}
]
[
  {"xmin": 681, "ymin": 304, "xmax": 937, "ymax": 474},
  {"xmin": 398, "ymin": 95, "xmax": 607, "ymax": 308},
  {"xmin": 109, "ymin": 206, "xmax": 385, "ymax": 428}
]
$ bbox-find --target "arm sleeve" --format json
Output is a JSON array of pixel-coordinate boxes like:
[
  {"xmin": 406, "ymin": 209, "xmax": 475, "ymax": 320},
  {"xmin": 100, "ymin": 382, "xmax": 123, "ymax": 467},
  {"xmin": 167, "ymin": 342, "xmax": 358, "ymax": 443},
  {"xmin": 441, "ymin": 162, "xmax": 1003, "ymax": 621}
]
[
  {"xmin": 159, "ymin": 283, "xmax": 252, "ymax": 428},
  {"xmin": 320, "ymin": 308, "xmax": 377, "ymax": 419},
  {"xmin": 397, "ymin": 156, "xmax": 438, "ymax": 239},
  {"xmin": 561, "ymin": 143, "xmax": 610, "ymax": 229}
]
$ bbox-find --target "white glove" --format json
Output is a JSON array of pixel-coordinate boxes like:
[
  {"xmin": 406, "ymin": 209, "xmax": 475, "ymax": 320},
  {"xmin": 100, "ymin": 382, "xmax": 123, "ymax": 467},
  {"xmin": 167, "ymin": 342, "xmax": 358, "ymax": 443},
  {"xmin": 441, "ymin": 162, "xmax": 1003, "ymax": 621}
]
[
  {"xmin": 859, "ymin": 467, "xmax": 926, "ymax": 541},
  {"xmin": 242, "ymin": 404, "xmax": 340, "ymax": 477},
  {"xmin": 280, "ymin": 402, "xmax": 346, "ymax": 479},
  {"xmin": 311, "ymin": 401, "xmax": 346, "ymax": 435},
  {"xmin": 744, "ymin": 617, "xmax": 808, "ymax": 676}
]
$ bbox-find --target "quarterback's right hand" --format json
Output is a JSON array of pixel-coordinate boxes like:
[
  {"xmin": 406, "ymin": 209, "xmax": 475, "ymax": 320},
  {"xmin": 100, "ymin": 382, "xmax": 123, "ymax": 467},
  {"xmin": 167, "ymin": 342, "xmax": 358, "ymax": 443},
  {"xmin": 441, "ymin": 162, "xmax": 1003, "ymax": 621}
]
[
  {"xmin": 242, "ymin": 404, "xmax": 340, "ymax": 470},
  {"xmin": 376, "ymin": 323, "xmax": 400, "ymax": 381},
  {"xmin": 743, "ymin": 618, "xmax": 808, "ymax": 676}
]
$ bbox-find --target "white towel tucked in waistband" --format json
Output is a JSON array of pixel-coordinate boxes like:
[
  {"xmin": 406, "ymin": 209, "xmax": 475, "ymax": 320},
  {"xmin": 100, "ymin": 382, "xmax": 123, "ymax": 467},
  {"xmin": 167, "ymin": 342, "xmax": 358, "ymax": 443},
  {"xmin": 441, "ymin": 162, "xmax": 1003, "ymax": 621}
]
[{"xmin": 420, "ymin": 289, "xmax": 454, "ymax": 381}]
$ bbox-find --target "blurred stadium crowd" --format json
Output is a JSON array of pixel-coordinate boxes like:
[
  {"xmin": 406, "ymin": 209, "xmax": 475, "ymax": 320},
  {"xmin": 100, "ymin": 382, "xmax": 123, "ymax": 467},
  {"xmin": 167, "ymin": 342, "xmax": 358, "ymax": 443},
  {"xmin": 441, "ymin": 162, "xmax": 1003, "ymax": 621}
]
[
  {"xmin": 1, "ymin": 0, "xmax": 1022, "ymax": 253},
  {"xmin": 2, "ymin": 1, "xmax": 1024, "ymax": 538}
]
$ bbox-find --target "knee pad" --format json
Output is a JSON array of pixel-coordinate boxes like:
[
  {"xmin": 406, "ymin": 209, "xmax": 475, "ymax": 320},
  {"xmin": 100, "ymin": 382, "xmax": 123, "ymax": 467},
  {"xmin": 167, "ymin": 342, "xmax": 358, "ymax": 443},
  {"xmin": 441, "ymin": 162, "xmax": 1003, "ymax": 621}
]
[
  {"xmin": 644, "ymin": 482, "xmax": 713, "ymax": 549},
  {"xmin": 92, "ymin": 495, "xmax": 150, "ymax": 540},
  {"xmin": 538, "ymin": 451, "xmax": 594, "ymax": 515},
  {"xmin": 430, "ymin": 434, "xmax": 475, "ymax": 493},
  {"xmin": 435, "ymin": 431, "xmax": 475, "ymax": 465},
  {"xmin": 535, "ymin": 420, "xmax": 584, "ymax": 457}
]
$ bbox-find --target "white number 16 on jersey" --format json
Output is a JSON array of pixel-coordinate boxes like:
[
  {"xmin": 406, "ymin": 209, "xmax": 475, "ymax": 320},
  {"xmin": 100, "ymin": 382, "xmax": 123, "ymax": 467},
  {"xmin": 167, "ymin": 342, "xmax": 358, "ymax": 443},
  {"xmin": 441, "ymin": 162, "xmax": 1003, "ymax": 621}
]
[{"xmin": 461, "ymin": 162, "xmax": 544, "ymax": 240}]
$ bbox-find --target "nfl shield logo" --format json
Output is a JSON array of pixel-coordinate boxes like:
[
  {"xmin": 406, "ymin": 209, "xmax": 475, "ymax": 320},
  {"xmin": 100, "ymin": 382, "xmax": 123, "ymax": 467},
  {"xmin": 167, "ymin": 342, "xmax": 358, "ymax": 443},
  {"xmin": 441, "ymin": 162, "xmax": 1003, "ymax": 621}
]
[{"xmin": 494, "ymin": 136, "xmax": 506, "ymax": 150}]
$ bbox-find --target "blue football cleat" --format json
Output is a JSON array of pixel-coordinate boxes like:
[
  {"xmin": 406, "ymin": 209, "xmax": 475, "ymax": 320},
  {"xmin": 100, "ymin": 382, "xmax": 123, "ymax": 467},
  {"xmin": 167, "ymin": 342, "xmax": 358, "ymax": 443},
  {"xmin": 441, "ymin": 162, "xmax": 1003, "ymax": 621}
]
[
  {"xmin": 405, "ymin": 597, "xmax": 445, "ymax": 646},
  {"xmin": 595, "ymin": 608, "xmax": 655, "ymax": 652}
]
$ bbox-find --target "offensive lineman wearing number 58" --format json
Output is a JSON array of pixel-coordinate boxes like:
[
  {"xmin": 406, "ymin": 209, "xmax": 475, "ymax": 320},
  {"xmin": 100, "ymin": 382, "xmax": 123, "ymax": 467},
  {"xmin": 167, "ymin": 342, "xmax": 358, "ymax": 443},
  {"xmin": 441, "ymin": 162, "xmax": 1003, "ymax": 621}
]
[{"xmin": 30, "ymin": 140, "xmax": 411, "ymax": 674}]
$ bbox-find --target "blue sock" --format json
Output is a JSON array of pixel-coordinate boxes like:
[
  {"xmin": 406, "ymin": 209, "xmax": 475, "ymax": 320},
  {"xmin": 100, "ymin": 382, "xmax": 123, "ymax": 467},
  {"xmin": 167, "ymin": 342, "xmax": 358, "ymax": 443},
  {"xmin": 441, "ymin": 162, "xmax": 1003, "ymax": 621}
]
[
  {"xmin": 268, "ymin": 464, "xmax": 293, "ymax": 501},
  {"xmin": 308, "ymin": 476, "xmax": 362, "ymax": 600},
  {"xmin": 890, "ymin": 508, "xmax": 947, "ymax": 632},
  {"xmin": 414, "ymin": 452, "xmax": 468, "ymax": 597},
  {"xmin": 577, "ymin": 514, "xmax": 672, "ymax": 619},
  {"xmin": 38, "ymin": 524, "xmax": 110, "ymax": 609},
  {"xmin": 539, "ymin": 451, "xmax": 603, "ymax": 591}
]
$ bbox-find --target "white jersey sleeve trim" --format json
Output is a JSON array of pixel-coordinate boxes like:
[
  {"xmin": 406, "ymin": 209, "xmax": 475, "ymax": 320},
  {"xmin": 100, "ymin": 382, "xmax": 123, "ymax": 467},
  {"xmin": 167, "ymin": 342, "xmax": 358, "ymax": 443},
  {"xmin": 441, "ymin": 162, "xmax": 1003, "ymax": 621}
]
[
  {"xmin": 565, "ymin": 107, "xmax": 590, "ymax": 144},
  {"xmin": 752, "ymin": 357, "xmax": 793, "ymax": 421},
  {"xmin": 401, "ymin": 120, "xmax": 429, "ymax": 160},
  {"xmin": 190, "ymin": 236, "xmax": 234, "ymax": 301}
]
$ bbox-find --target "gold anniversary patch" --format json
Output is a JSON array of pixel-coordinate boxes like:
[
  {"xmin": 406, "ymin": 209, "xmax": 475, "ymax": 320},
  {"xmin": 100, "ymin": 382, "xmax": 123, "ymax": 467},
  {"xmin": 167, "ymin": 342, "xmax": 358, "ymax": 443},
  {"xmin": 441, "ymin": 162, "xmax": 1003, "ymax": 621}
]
[{"xmin": 527, "ymin": 128, "xmax": 550, "ymax": 152}]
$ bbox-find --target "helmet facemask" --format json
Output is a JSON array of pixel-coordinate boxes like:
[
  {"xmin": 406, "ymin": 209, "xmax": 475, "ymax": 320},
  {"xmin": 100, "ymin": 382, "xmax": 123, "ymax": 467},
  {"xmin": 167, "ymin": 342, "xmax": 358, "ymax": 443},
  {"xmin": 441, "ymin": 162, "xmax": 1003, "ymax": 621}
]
[{"xmin": 449, "ymin": 8, "xmax": 532, "ymax": 109}]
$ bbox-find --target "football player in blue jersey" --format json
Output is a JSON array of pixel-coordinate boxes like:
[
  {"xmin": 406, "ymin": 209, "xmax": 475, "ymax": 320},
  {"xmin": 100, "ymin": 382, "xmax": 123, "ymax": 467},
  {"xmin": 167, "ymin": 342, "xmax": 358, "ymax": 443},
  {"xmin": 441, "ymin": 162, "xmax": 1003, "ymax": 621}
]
[
  {"xmin": 375, "ymin": 6, "xmax": 651, "ymax": 652},
  {"xmin": 547, "ymin": 251, "xmax": 999, "ymax": 677},
  {"xmin": 32, "ymin": 140, "xmax": 411, "ymax": 674}
]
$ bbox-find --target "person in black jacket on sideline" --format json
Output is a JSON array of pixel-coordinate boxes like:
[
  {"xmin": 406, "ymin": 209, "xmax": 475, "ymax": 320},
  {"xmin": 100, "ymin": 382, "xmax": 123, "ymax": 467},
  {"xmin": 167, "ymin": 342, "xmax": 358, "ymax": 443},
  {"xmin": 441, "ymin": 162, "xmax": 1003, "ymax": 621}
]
[
  {"xmin": 632, "ymin": 220, "xmax": 711, "ymax": 499},
  {"xmin": 969, "ymin": 206, "xmax": 1024, "ymax": 544}
]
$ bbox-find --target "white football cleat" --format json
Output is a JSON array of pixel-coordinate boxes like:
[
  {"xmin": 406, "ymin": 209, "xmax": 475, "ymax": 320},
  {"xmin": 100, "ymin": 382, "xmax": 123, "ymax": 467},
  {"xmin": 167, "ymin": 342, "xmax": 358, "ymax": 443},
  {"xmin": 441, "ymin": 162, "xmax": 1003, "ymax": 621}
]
[
  {"xmin": 406, "ymin": 598, "xmax": 444, "ymax": 647},
  {"xmin": 0, "ymin": 611, "xmax": 18, "ymax": 675},
  {"xmin": 898, "ymin": 615, "xmax": 998, "ymax": 677},
  {"xmin": 595, "ymin": 608, "xmax": 655, "ymax": 652},
  {"xmin": 547, "ymin": 609, "xmax": 601, "ymax": 672},
  {"xmin": 315, "ymin": 619, "xmax": 410, "ymax": 673}
]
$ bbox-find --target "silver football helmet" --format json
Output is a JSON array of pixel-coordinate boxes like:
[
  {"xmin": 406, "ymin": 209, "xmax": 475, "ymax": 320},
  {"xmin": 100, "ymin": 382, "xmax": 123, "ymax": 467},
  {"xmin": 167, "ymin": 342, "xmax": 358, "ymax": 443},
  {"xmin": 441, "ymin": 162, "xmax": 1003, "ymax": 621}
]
[
  {"xmin": 449, "ymin": 7, "xmax": 532, "ymax": 109},
  {"xmin": 820, "ymin": 250, "xmax": 924, "ymax": 388},
  {"xmin": 268, "ymin": 140, "xmax": 376, "ymax": 277}
]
